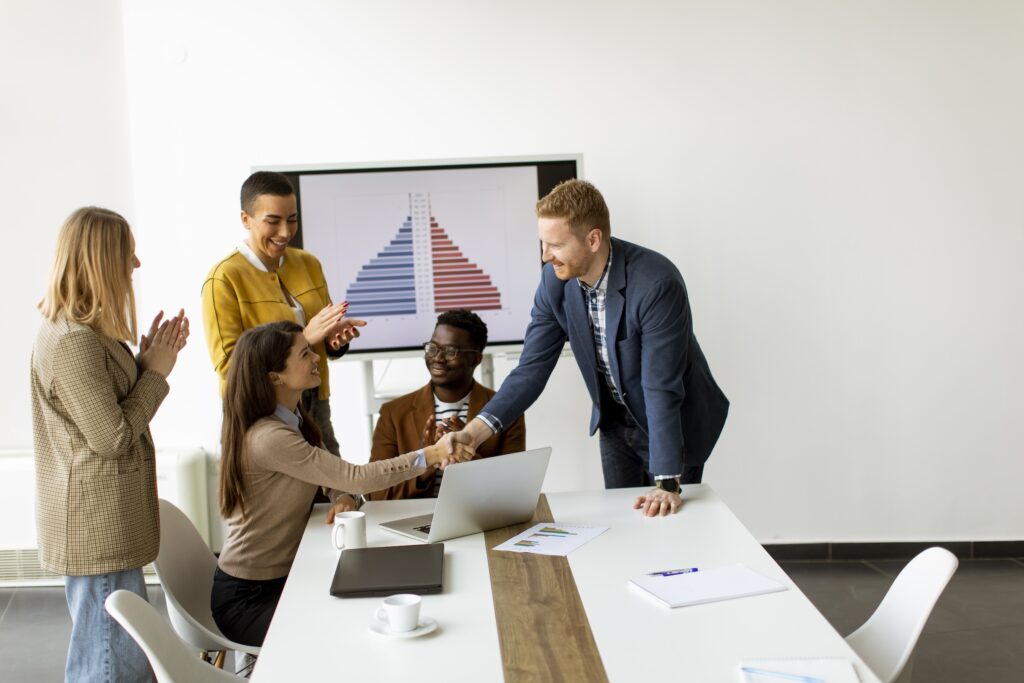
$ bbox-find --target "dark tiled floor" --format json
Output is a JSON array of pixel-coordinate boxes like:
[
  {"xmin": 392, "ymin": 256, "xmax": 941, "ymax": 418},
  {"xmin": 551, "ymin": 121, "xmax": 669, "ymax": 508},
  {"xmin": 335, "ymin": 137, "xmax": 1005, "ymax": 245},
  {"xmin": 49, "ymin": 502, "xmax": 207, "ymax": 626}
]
[
  {"xmin": 0, "ymin": 584, "xmax": 166, "ymax": 682},
  {"xmin": 2, "ymin": 560, "xmax": 1022, "ymax": 681},
  {"xmin": 780, "ymin": 558, "xmax": 1024, "ymax": 682}
]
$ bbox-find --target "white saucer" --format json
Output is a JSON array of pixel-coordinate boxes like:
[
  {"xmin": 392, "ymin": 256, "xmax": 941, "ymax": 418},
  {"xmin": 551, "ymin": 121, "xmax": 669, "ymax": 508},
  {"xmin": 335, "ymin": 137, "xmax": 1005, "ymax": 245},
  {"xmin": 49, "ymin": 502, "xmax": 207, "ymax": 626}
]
[{"xmin": 369, "ymin": 616, "xmax": 438, "ymax": 639}]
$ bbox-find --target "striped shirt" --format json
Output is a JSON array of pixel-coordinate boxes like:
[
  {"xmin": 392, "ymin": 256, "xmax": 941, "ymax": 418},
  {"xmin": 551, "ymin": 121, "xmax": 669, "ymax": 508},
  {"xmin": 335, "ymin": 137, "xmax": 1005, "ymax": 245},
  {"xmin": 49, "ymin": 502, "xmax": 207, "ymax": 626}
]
[{"xmin": 431, "ymin": 391, "xmax": 471, "ymax": 495}]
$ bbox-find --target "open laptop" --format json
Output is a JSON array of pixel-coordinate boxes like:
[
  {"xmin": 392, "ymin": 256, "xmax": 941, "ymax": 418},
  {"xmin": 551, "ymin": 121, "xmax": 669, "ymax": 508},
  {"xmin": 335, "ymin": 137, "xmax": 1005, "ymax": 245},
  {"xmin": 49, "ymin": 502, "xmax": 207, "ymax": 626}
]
[{"xmin": 379, "ymin": 447, "xmax": 551, "ymax": 543}]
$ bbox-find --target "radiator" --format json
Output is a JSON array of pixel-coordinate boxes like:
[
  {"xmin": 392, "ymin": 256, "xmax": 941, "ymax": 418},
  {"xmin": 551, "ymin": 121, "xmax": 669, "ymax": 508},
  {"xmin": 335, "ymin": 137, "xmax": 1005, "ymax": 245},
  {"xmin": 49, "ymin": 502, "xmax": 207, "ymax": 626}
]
[{"xmin": 0, "ymin": 448, "xmax": 212, "ymax": 587}]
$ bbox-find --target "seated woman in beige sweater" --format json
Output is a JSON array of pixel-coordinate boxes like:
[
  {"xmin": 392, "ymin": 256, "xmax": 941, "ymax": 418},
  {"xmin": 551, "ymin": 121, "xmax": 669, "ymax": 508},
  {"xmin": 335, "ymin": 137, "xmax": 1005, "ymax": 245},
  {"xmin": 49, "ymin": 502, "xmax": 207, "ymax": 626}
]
[{"xmin": 212, "ymin": 320, "xmax": 472, "ymax": 647}]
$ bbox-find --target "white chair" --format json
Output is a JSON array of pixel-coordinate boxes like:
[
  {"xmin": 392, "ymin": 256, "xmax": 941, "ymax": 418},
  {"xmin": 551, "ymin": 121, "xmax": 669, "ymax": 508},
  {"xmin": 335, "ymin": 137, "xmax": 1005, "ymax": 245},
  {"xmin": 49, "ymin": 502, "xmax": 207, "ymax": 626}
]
[
  {"xmin": 105, "ymin": 590, "xmax": 242, "ymax": 682},
  {"xmin": 845, "ymin": 546, "xmax": 958, "ymax": 683},
  {"xmin": 155, "ymin": 499, "xmax": 260, "ymax": 668}
]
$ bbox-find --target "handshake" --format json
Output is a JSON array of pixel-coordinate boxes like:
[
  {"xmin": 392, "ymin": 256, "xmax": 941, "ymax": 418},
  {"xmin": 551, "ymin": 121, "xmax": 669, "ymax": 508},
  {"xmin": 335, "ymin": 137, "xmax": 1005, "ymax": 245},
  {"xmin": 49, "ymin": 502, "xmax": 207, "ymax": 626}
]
[{"xmin": 419, "ymin": 430, "xmax": 477, "ymax": 469}]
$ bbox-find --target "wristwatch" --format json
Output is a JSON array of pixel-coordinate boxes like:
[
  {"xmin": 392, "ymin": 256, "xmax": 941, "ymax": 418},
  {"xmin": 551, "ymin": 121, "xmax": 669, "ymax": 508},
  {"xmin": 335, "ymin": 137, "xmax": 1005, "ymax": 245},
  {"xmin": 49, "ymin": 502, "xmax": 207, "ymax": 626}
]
[{"xmin": 655, "ymin": 476, "xmax": 681, "ymax": 494}]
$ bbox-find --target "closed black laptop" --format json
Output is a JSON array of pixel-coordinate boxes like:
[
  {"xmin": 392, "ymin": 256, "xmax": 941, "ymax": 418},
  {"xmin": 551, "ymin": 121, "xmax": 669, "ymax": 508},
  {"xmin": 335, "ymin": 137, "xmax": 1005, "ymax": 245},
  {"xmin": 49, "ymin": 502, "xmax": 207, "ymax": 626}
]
[{"xmin": 329, "ymin": 544, "xmax": 444, "ymax": 598}]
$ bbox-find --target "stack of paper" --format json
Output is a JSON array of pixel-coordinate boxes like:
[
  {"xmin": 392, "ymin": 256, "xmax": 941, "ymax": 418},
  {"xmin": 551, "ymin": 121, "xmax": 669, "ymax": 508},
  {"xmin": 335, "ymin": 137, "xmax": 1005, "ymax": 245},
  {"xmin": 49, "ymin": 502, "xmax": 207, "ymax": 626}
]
[
  {"xmin": 629, "ymin": 564, "xmax": 787, "ymax": 608},
  {"xmin": 739, "ymin": 658, "xmax": 861, "ymax": 683}
]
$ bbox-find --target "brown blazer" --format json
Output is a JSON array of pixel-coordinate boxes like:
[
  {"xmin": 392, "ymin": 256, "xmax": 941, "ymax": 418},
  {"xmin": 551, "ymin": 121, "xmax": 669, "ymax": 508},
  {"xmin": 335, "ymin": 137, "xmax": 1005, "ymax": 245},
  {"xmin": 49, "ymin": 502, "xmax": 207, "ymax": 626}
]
[
  {"xmin": 367, "ymin": 382, "xmax": 527, "ymax": 500},
  {"xmin": 30, "ymin": 317, "xmax": 169, "ymax": 575}
]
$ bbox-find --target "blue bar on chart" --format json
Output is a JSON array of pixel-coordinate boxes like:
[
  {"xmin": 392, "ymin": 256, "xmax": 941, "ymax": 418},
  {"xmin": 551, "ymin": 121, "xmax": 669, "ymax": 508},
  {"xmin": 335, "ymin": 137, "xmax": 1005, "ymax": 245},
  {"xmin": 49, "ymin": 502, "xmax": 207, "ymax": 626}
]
[{"xmin": 344, "ymin": 222, "xmax": 418, "ymax": 317}]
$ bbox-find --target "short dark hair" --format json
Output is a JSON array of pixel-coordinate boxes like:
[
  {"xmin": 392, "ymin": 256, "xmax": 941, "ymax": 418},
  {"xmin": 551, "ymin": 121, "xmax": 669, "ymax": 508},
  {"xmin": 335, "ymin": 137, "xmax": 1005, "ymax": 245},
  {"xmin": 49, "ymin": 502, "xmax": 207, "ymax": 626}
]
[
  {"xmin": 240, "ymin": 171, "xmax": 295, "ymax": 215},
  {"xmin": 435, "ymin": 309, "xmax": 487, "ymax": 351}
]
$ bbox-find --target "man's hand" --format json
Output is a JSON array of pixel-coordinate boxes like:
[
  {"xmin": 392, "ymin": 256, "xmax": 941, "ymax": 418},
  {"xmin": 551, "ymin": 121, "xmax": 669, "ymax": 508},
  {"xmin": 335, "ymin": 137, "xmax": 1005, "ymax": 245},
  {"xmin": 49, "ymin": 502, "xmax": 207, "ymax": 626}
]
[
  {"xmin": 633, "ymin": 488, "xmax": 683, "ymax": 517},
  {"xmin": 420, "ymin": 414, "xmax": 440, "ymax": 448},
  {"xmin": 436, "ymin": 415, "xmax": 465, "ymax": 437},
  {"xmin": 324, "ymin": 495, "xmax": 359, "ymax": 523}
]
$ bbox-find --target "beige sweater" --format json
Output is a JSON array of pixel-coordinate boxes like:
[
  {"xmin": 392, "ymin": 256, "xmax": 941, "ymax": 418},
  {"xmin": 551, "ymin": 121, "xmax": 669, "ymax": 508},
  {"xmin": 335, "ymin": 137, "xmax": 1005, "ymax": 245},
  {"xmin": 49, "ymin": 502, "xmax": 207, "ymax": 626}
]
[{"xmin": 218, "ymin": 416, "xmax": 424, "ymax": 580}]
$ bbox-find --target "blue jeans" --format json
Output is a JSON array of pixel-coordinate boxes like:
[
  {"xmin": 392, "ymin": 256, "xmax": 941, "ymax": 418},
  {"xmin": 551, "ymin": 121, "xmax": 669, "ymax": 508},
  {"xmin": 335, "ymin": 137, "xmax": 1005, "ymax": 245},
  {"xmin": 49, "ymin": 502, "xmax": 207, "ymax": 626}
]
[
  {"xmin": 64, "ymin": 569, "xmax": 154, "ymax": 682},
  {"xmin": 599, "ymin": 410, "xmax": 704, "ymax": 488}
]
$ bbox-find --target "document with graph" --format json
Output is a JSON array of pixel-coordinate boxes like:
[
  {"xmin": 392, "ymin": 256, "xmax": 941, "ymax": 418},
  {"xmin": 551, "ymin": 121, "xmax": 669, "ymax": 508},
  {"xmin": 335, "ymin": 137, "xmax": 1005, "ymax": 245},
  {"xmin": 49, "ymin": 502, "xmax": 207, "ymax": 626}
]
[{"xmin": 492, "ymin": 523, "xmax": 609, "ymax": 556}]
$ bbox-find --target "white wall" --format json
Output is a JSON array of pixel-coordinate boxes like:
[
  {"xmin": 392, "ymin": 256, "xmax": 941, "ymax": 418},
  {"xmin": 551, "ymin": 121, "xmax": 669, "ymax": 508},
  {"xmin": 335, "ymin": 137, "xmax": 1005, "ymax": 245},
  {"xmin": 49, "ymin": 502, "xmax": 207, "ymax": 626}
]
[
  {"xmin": 4, "ymin": 0, "xmax": 1023, "ymax": 543},
  {"xmin": 0, "ymin": 0, "xmax": 135, "ymax": 448}
]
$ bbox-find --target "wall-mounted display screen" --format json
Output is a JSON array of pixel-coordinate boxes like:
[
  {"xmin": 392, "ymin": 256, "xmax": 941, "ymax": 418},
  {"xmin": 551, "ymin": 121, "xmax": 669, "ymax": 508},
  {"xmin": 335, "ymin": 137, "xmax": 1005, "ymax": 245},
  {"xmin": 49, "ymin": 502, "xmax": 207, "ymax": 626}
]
[{"xmin": 275, "ymin": 157, "xmax": 579, "ymax": 354}]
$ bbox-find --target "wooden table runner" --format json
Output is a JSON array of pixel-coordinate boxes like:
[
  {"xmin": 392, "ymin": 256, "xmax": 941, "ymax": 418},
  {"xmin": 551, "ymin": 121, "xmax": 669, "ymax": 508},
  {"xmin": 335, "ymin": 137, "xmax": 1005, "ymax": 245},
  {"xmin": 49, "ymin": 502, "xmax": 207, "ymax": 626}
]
[{"xmin": 484, "ymin": 494, "xmax": 609, "ymax": 682}]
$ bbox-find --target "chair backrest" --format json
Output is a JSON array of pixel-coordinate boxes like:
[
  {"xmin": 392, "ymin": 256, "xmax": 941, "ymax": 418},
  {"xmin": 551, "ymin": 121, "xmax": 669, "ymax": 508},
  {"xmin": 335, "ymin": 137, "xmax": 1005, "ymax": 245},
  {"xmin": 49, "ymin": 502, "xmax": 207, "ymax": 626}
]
[
  {"xmin": 155, "ymin": 498, "xmax": 259, "ymax": 655},
  {"xmin": 105, "ymin": 590, "xmax": 243, "ymax": 683},
  {"xmin": 845, "ymin": 547, "xmax": 958, "ymax": 683}
]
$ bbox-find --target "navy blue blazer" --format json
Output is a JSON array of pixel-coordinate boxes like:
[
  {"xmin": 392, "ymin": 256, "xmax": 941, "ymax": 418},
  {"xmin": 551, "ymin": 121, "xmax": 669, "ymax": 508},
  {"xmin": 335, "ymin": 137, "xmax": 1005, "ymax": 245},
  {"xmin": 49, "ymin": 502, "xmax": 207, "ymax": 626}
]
[{"xmin": 481, "ymin": 237, "xmax": 728, "ymax": 475}]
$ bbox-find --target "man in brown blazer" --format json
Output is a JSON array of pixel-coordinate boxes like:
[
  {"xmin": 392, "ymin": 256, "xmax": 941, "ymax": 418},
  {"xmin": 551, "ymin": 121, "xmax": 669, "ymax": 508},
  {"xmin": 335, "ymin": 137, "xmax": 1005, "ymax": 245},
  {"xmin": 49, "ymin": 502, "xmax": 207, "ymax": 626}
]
[{"xmin": 368, "ymin": 310, "xmax": 526, "ymax": 500}]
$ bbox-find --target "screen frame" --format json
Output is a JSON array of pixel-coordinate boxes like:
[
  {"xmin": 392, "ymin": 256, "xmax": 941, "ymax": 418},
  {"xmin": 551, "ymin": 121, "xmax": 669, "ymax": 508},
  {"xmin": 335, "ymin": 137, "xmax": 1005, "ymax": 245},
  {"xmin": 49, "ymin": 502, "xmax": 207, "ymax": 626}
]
[{"xmin": 257, "ymin": 154, "xmax": 583, "ymax": 359}]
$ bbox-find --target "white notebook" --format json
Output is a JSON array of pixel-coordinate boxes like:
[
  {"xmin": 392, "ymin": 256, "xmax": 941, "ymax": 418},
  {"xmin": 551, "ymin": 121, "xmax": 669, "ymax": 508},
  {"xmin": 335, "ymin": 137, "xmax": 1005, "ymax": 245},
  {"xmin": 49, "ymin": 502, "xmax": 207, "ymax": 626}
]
[
  {"xmin": 629, "ymin": 565, "xmax": 787, "ymax": 608},
  {"xmin": 739, "ymin": 657, "xmax": 861, "ymax": 683}
]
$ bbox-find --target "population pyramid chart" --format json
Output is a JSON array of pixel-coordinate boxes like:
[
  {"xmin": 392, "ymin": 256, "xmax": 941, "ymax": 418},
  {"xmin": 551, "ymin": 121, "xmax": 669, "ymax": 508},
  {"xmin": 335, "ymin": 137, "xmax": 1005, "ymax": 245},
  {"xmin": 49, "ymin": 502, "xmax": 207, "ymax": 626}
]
[{"xmin": 344, "ymin": 192, "xmax": 503, "ymax": 317}]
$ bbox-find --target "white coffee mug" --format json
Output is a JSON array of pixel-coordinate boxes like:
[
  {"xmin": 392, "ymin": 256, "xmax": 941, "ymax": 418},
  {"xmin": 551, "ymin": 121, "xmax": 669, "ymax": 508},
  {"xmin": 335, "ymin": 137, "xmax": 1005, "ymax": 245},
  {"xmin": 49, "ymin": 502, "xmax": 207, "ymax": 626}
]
[
  {"xmin": 375, "ymin": 593, "xmax": 421, "ymax": 632},
  {"xmin": 332, "ymin": 511, "xmax": 367, "ymax": 551}
]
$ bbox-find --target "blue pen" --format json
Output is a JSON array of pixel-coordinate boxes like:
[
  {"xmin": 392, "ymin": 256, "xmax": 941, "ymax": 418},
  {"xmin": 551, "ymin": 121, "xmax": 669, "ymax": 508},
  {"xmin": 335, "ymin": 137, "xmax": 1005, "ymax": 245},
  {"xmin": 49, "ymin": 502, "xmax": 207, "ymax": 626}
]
[
  {"xmin": 740, "ymin": 666, "xmax": 825, "ymax": 683},
  {"xmin": 646, "ymin": 567, "xmax": 698, "ymax": 577}
]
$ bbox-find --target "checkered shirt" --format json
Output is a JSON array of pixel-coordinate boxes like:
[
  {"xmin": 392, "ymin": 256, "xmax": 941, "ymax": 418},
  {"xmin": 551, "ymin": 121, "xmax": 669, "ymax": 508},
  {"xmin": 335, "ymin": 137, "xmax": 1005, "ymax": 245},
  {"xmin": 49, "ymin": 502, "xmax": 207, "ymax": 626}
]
[{"xmin": 578, "ymin": 247, "xmax": 623, "ymax": 405}]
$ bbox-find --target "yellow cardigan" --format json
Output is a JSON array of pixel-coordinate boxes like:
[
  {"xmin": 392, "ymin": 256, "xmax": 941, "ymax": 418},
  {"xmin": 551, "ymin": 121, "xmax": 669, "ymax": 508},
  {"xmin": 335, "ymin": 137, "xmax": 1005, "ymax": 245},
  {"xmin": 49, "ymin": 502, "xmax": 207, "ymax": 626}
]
[{"xmin": 201, "ymin": 247, "xmax": 338, "ymax": 400}]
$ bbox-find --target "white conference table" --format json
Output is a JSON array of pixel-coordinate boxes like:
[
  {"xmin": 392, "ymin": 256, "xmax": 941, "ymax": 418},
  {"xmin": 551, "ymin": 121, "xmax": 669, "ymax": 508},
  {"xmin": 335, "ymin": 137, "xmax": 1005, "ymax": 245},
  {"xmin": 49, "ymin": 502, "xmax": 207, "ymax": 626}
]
[{"xmin": 253, "ymin": 485, "xmax": 880, "ymax": 682}]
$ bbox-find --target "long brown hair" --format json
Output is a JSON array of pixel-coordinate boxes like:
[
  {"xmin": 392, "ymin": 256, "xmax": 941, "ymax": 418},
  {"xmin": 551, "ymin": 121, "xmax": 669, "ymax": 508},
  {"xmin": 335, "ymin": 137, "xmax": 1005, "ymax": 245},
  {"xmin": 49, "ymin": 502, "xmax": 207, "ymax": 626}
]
[
  {"xmin": 40, "ymin": 206, "xmax": 138, "ymax": 342},
  {"xmin": 219, "ymin": 321, "xmax": 323, "ymax": 518}
]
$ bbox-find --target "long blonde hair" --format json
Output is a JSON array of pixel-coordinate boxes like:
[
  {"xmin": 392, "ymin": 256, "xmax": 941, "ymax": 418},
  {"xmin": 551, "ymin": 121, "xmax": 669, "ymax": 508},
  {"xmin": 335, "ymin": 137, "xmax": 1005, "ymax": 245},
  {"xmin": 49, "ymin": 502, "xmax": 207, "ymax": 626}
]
[{"xmin": 40, "ymin": 207, "xmax": 138, "ymax": 343}]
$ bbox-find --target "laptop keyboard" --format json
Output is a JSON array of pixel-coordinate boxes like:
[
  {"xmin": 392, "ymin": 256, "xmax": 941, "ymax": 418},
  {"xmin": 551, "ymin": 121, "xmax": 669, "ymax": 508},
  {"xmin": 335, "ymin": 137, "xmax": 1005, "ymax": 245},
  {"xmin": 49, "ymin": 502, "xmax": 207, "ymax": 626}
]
[{"xmin": 414, "ymin": 523, "xmax": 432, "ymax": 534}]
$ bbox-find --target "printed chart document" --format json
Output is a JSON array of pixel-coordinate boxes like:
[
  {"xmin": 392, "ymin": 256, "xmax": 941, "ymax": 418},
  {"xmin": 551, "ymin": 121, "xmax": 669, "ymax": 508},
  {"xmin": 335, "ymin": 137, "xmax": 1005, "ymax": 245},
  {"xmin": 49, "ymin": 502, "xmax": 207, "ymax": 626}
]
[
  {"xmin": 739, "ymin": 657, "xmax": 861, "ymax": 683},
  {"xmin": 492, "ymin": 523, "xmax": 609, "ymax": 556},
  {"xmin": 629, "ymin": 564, "xmax": 787, "ymax": 608}
]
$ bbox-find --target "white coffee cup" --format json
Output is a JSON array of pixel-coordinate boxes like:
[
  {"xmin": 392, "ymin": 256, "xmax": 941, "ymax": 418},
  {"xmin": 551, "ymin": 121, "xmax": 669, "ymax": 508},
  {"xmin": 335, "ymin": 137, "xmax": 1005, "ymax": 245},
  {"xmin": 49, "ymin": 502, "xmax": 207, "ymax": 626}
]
[
  {"xmin": 375, "ymin": 593, "xmax": 421, "ymax": 632},
  {"xmin": 332, "ymin": 511, "xmax": 367, "ymax": 551}
]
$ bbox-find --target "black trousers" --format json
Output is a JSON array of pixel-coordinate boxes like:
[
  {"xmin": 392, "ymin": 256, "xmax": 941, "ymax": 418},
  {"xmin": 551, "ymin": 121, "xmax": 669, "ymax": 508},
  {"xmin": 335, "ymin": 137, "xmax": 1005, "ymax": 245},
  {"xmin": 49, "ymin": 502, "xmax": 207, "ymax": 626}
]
[
  {"xmin": 597, "ymin": 384, "xmax": 703, "ymax": 488},
  {"xmin": 210, "ymin": 568, "xmax": 286, "ymax": 647}
]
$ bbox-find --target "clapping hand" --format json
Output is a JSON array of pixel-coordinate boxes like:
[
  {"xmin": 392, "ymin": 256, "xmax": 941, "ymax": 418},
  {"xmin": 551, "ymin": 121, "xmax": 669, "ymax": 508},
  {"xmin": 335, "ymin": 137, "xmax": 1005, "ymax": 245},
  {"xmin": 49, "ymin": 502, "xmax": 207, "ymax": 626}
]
[
  {"xmin": 304, "ymin": 302, "xmax": 348, "ymax": 346},
  {"xmin": 420, "ymin": 415, "xmax": 466, "ymax": 449},
  {"xmin": 140, "ymin": 309, "xmax": 188, "ymax": 354},
  {"xmin": 139, "ymin": 309, "xmax": 189, "ymax": 378},
  {"xmin": 326, "ymin": 313, "xmax": 367, "ymax": 350},
  {"xmin": 435, "ymin": 415, "xmax": 465, "ymax": 437}
]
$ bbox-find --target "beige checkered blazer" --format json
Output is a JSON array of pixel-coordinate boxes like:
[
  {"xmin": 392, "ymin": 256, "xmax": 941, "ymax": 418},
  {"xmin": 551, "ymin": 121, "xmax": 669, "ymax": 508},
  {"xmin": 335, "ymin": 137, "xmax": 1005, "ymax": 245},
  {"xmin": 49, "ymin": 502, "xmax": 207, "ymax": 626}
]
[{"xmin": 31, "ymin": 317, "xmax": 169, "ymax": 575}]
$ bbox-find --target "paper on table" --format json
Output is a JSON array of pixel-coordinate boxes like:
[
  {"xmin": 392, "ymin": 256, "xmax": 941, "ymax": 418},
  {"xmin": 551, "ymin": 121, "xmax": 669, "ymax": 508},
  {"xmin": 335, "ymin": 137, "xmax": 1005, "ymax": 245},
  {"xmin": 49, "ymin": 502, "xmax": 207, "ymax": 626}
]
[
  {"xmin": 629, "ymin": 564, "xmax": 787, "ymax": 608},
  {"xmin": 492, "ymin": 523, "xmax": 609, "ymax": 556},
  {"xmin": 739, "ymin": 658, "xmax": 861, "ymax": 683}
]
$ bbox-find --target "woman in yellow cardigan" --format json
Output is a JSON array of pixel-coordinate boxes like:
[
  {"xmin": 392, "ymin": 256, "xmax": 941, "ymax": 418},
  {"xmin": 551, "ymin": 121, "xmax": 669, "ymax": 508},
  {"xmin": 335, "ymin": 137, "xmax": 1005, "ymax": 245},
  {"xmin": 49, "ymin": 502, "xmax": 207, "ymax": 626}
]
[{"xmin": 202, "ymin": 172, "xmax": 366, "ymax": 504}]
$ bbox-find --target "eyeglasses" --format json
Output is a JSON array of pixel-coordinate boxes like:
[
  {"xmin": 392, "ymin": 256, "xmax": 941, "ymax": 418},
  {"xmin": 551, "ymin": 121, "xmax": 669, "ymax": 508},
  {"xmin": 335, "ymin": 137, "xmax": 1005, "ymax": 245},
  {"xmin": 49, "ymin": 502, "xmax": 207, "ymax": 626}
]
[{"xmin": 423, "ymin": 342, "xmax": 478, "ymax": 360}]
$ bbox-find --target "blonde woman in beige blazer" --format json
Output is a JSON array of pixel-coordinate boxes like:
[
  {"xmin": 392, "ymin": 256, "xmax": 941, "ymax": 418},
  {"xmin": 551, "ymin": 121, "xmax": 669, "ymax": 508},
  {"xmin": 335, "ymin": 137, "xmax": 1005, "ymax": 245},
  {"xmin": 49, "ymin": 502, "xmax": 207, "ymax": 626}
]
[{"xmin": 31, "ymin": 206, "xmax": 188, "ymax": 683}]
